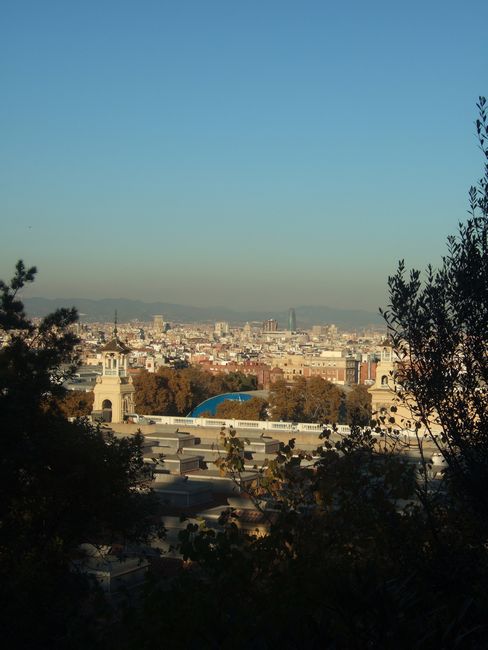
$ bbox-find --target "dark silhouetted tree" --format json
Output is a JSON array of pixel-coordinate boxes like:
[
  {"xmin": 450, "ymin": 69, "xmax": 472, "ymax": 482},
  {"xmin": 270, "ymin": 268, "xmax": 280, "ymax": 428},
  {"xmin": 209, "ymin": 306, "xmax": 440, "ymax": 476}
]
[
  {"xmin": 383, "ymin": 96, "xmax": 488, "ymax": 521},
  {"xmin": 116, "ymin": 97, "xmax": 488, "ymax": 650},
  {"xmin": 0, "ymin": 262, "xmax": 160, "ymax": 649}
]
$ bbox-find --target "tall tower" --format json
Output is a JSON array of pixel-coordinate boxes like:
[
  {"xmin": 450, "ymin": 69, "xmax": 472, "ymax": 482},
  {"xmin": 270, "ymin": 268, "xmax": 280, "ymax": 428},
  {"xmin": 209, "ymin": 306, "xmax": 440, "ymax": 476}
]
[
  {"xmin": 288, "ymin": 308, "xmax": 297, "ymax": 332},
  {"xmin": 368, "ymin": 345, "xmax": 396, "ymax": 415},
  {"xmin": 153, "ymin": 314, "xmax": 164, "ymax": 334},
  {"xmin": 92, "ymin": 316, "xmax": 135, "ymax": 423}
]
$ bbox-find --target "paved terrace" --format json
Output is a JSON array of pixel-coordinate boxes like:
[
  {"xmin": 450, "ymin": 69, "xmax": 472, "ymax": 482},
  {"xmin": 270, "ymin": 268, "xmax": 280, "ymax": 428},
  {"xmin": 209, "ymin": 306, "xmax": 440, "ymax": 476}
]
[{"xmin": 108, "ymin": 418, "xmax": 441, "ymax": 454}]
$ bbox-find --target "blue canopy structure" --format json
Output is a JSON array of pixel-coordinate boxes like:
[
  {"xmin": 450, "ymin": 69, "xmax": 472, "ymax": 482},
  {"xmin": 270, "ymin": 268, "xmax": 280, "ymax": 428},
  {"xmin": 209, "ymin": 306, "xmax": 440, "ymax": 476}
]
[{"xmin": 189, "ymin": 392, "xmax": 253, "ymax": 417}]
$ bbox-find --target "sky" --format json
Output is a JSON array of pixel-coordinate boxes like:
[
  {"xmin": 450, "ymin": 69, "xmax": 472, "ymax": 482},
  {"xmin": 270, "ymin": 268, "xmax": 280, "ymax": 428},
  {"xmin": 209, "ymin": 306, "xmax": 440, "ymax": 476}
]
[{"xmin": 1, "ymin": 0, "xmax": 487, "ymax": 312}]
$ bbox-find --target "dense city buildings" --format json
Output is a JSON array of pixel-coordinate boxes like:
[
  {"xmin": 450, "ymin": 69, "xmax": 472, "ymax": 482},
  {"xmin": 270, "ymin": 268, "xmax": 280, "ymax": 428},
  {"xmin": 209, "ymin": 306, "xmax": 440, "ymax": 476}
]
[{"xmin": 70, "ymin": 317, "xmax": 386, "ymax": 399}]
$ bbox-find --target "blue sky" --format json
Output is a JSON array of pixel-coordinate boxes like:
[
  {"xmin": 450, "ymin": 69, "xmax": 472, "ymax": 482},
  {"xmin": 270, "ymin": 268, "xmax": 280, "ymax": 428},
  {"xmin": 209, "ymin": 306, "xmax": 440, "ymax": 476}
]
[{"xmin": 1, "ymin": 0, "xmax": 487, "ymax": 312}]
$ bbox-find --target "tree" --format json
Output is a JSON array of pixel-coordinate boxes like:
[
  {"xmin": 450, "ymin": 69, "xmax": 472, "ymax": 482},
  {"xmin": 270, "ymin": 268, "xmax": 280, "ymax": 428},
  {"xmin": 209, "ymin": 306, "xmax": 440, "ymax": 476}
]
[
  {"xmin": 214, "ymin": 396, "xmax": 268, "ymax": 420},
  {"xmin": 383, "ymin": 96, "xmax": 488, "ymax": 520},
  {"xmin": 56, "ymin": 389, "xmax": 94, "ymax": 418},
  {"xmin": 345, "ymin": 384, "xmax": 372, "ymax": 426},
  {"xmin": 269, "ymin": 378, "xmax": 305, "ymax": 421},
  {"xmin": 116, "ymin": 98, "xmax": 488, "ymax": 649},
  {"xmin": 122, "ymin": 425, "xmax": 488, "ymax": 649},
  {"xmin": 222, "ymin": 371, "xmax": 257, "ymax": 392},
  {"xmin": 133, "ymin": 368, "xmax": 174, "ymax": 414},
  {"xmin": 269, "ymin": 376, "xmax": 344, "ymax": 423},
  {"xmin": 0, "ymin": 262, "xmax": 161, "ymax": 649},
  {"xmin": 168, "ymin": 369, "xmax": 194, "ymax": 415},
  {"xmin": 302, "ymin": 376, "xmax": 344, "ymax": 423},
  {"xmin": 133, "ymin": 366, "xmax": 260, "ymax": 417}
]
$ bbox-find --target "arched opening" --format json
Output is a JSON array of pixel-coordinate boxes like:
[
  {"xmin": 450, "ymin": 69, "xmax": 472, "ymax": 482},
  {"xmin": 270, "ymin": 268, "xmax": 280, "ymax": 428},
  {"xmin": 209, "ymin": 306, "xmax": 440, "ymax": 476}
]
[
  {"xmin": 123, "ymin": 397, "xmax": 131, "ymax": 415},
  {"xmin": 102, "ymin": 399, "xmax": 112, "ymax": 423},
  {"xmin": 381, "ymin": 375, "xmax": 388, "ymax": 386}
]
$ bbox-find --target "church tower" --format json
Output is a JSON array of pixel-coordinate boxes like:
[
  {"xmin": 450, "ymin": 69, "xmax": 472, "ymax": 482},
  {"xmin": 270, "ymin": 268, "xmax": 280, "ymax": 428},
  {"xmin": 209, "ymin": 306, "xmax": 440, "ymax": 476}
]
[
  {"xmin": 92, "ymin": 316, "xmax": 135, "ymax": 423},
  {"xmin": 368, "ymin": 345, "xmax": 397, "ymax": 415}
]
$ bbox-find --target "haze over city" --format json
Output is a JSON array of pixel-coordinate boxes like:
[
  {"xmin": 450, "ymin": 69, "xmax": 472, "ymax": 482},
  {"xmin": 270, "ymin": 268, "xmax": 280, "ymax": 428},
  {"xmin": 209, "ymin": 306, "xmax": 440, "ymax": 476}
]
[{"xmin": 1, "ymin": 0, "xmax": 486, "ymax": 311}]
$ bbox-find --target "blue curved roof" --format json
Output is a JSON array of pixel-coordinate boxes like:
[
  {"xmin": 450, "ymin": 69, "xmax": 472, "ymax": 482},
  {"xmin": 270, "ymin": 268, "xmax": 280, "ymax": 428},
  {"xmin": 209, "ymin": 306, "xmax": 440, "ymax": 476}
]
[{"xmin": 190, "ymin": 392, "xmax": 253, "ymax": 417}]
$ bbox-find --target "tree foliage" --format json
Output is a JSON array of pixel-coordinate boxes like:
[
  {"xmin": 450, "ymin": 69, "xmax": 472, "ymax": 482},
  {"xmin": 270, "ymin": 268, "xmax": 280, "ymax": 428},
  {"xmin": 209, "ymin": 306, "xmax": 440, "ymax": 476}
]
[
  {"xmin": 56, "ymin": 389, "xmax": 94, "ymax": 418},
  {"xmin": 5, "ymin": 98, "xmax": 488, "ymax": 649},
  {"xmin": 383, "ymin": 96, "xmax": 488, "ymax": 520},
  {"xmin": 0, "ymin": 263, "xmax": 160, "ymax": 649},
  {"xmin": 214, "ymin": 396, "xmax": 269, "ymax": 420},
  {"xmin": 268, "ymin": 377, "xmax": 305, "ymax": 421},
  {"xmin": 345, "ymin": 384, "xmax": 372, "ymax": 426},
  {"xmin": 121, "ymin": 424, "xmax": 488, "ymax": 649},
  {"xmin": 133, "ymin": 366, "xmax": 258, "ymax": 416},
  {"xmin": 302, "ymin": 376, "xmax": 344, "ymax": 423},
  {"xmin": 269, "ymin": 376, "xmax": 345, "ymax": 423},
  {"xmin": 115, "ymin": 98, "xmax": 488, "ymax": 649}
]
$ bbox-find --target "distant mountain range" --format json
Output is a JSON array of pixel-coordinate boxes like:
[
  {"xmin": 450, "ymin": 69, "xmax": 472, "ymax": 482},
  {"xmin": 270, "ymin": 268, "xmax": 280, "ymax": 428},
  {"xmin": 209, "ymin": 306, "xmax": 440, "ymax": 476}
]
[{"xmin": 24, "ymin": 297, "xmax": 384, "ymax": 329}]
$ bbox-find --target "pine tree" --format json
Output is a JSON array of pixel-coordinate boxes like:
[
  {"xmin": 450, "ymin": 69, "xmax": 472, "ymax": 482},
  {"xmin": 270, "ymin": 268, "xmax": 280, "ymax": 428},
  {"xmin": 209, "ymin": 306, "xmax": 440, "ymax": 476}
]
[{"xmin": 0, "ymin": 262, "xmax": 160, "ymax": 649}]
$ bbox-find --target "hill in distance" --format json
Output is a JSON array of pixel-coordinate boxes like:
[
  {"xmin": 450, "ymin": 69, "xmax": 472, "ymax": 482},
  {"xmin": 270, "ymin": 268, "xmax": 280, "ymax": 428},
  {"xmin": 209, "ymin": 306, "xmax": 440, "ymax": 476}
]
[{"xmin": 24, "ymin": 297, "xmax": 384, "ymax": 329}]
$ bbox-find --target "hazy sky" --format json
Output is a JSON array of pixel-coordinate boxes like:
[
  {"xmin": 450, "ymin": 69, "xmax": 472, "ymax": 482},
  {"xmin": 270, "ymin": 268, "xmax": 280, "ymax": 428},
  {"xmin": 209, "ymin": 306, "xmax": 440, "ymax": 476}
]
[{"xmin": 1, "ymin": 0, "xmax": 487, "ymax": 312}]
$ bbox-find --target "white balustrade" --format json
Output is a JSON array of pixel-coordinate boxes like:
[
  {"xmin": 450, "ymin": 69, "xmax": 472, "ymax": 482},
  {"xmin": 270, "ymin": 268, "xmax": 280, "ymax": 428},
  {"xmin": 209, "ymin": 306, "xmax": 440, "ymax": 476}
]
[{"xmin": 140, "ymin": 413, "xmax": 441, "ymax": 440}]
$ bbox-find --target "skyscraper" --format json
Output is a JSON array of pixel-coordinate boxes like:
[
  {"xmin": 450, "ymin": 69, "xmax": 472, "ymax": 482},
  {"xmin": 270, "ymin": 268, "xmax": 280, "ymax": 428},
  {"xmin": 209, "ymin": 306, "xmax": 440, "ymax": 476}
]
[
  {"xmin": 153, "ymin": 315, "xmax": 164, "ymax": 333},
  {"xmin": 288, "ymin": 308, "xmax": 297, "ymax": 332}
]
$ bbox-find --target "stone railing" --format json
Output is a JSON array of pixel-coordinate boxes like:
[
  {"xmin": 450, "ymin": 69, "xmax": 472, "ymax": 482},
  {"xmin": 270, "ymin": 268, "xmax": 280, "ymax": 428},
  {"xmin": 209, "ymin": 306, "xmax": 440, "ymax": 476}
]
[
  {"xmin": 103, "ymin": 369, "xmax": 126, "ymax": 377},
  {"xmin": 140, "ymin": 415, "xmax": 437, "ymax": 440}
]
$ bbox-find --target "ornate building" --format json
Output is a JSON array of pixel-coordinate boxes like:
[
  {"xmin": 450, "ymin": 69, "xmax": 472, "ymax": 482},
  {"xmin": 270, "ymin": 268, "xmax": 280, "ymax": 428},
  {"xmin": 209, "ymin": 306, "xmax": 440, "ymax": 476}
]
[
  {"xmin": 92, "ymin": 321, "xmax": 135, "ymax": 423},
  {"xmin": 367, "ymin": 345, "xmax": 436, "ymax": 430},
  {"xmin": 368, "ymin": 346, "xmax": 397, "ymax": 414}
]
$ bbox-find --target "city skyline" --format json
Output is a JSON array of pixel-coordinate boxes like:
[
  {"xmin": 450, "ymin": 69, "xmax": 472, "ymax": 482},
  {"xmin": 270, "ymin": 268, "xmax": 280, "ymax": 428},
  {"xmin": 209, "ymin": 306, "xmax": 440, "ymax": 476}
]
[
  {"xmin": 2, "ymin": 1, "xmax": 487, "ymax": 311},
  {"xmin": 23, "ymin": 295, "xmax": 384, "ymax": 329}
]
